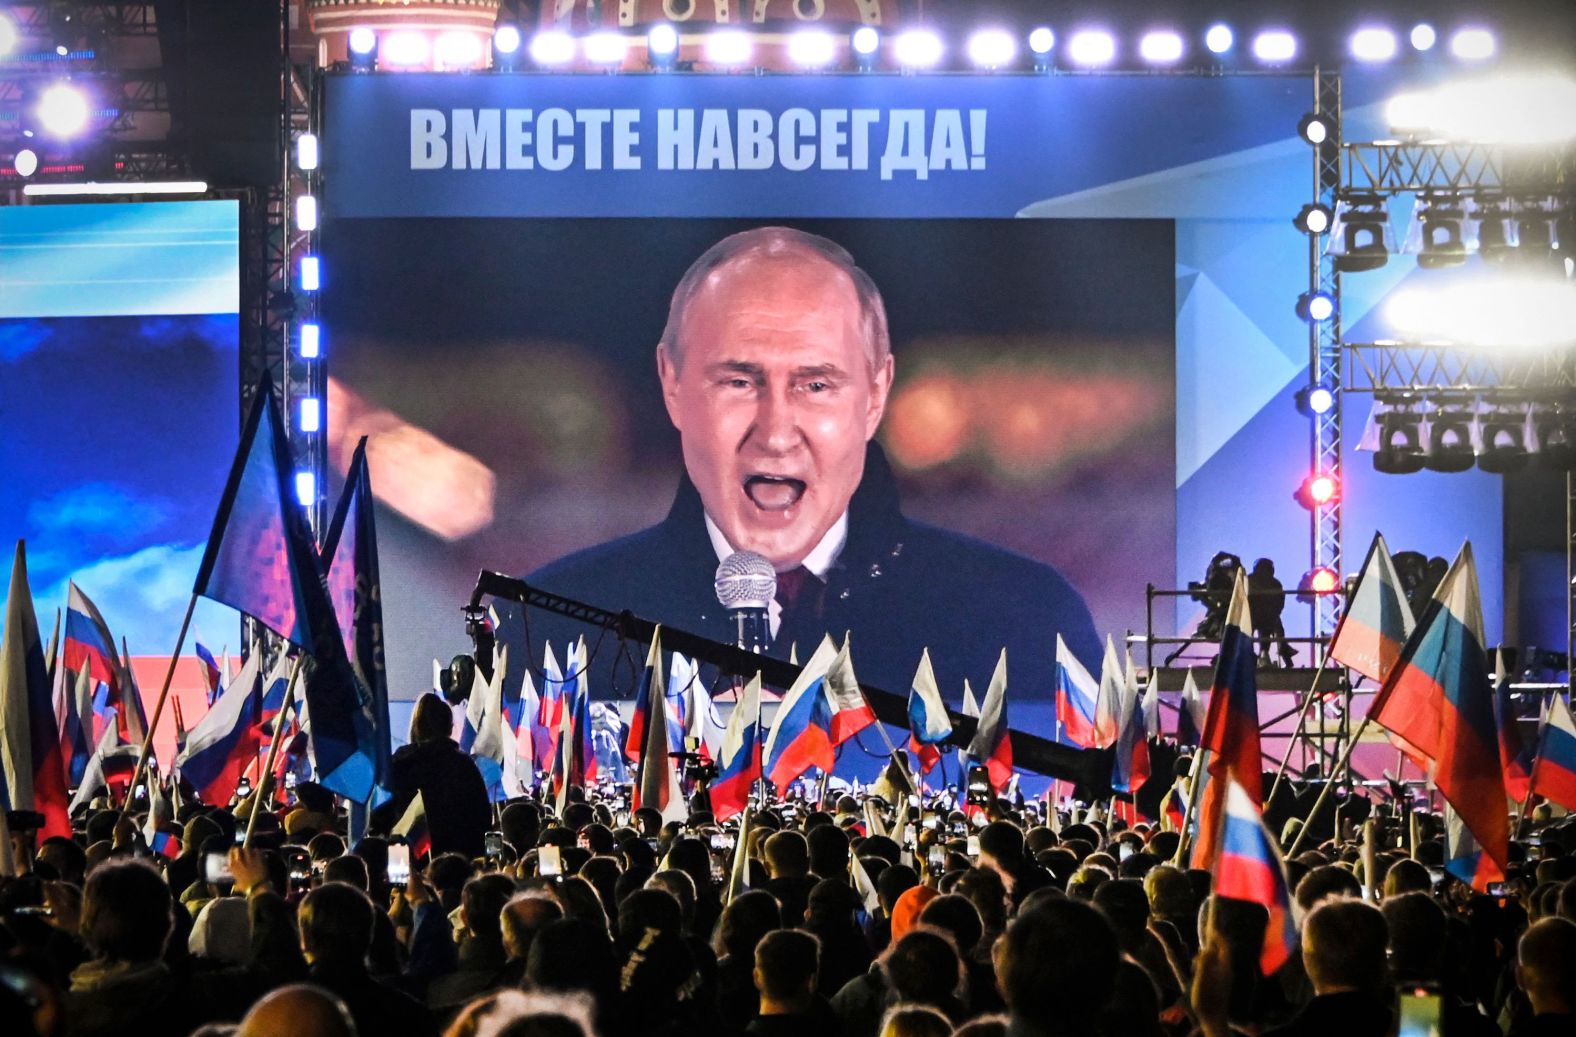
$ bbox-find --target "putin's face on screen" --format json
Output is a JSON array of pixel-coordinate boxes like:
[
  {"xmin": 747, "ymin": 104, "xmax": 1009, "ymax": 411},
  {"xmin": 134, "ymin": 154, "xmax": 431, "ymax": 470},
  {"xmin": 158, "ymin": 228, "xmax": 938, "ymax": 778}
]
[{"xmin": 657, "ymin": 245, "xmax": 894, "ymax": 572}]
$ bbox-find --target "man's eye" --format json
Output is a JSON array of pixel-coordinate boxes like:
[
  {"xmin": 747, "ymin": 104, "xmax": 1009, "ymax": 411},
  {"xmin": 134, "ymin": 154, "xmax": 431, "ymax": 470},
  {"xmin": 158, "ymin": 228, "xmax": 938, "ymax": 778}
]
[{"xmin": 804, "ymin": 381, "xmax": 830, "ymax": 393}]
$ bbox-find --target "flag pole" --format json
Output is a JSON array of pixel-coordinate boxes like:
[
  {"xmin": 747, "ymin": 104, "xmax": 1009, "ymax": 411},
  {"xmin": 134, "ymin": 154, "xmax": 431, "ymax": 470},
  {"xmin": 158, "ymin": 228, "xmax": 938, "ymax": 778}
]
[
  {"xmin": 1287, "ymin": 713, "xmax": 1375, "ymax": 857},
  {"xmin": 244, "ymin": 655, "xmax": 305, "ymax": 847},
  {"xmin": 1267, "ymin": 653, "xmax": 1335, "ymax": 802},
  {"xmin": 1514, "ymin": 690, "xmax": 1549, "ymax": 838},
  {"xmin": 122, "ymin": 593, "xmax": 198, "ymax": 810},
  {"xmin": 1170, "ymin": 747, "xmax": 1209, "ymax": 865}
]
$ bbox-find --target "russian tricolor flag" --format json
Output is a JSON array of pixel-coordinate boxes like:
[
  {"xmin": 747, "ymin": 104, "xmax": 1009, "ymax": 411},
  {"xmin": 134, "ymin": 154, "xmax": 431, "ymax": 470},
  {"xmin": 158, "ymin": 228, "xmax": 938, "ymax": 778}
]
[
  {"xmin": 1214, "ymin": 777, "xmax": 1297, "ymax": 974},
  {"xmin": 194, "ymin": 640, "xmax": 223, "ymax": 705},
  {"xmin": 176, "ymin": 648, "xmax": 264, "ymax": 807},
  {"xmin": 393, "ymin": 790, "xmax": 432, "ymax": 860},
  {"xmin": 711, "ymin": 673, "xmax": 763, "ymax": 820},
  {"xmin": 1095, "ymin": 636, "xmax": 1125, "ymax": 748},
  {"xmin": 537, "ymin": 643, "xmax": 568, "ymax": 767},
  {"xmin": 1054, "ymin": 635, "xmax": 1103, "ymax": 748},
  {"xmin": 1494, "ymin": 655, "xmax": 1532, "ymax": 803},
  {"xmin": 2, "ymin": 543, "xmax": 71, "ymax": 839},
  {"xmin": 1176, "ymin": 669, "xmax": 1205, "ymax": 746},
  {"xmin": 632, "ymin": 630, "xmax": 684, "ymax": 822},
  {"xmin": 1530, "ymin": 691, "xmax": 1576, "ymax": 812},
  {"xmin": 1200, "ymin": 568, "xmax": 1264, "ymax": 804},
  {"xmin": 1111, "ymin": 665, "xmax": 1151, "ymax": 796},
  {"xmin": 763, "ymin": 635, "xmax": 838, "ymax": 789},
  {"xmin": 1328, "ymin": 531, "xmax": 1416, "ymax": 685},
  {"xmin": 965, "ymin": 649, "xmax": 1013, "ymax": 793},
  {"xmin": 824, "ymin": 636, "xmax": 875, "ymax": 745},
  {"xmin": 1372, "ymin": 543, "xmax": 1508, "ymax": 890},
  {"xmin": 63, "ymin": 582, "xmax": 121, "ymax": 698},
  {"xmin": 907, "ymin": 649, "xmax": 952, "ymax": 774}
]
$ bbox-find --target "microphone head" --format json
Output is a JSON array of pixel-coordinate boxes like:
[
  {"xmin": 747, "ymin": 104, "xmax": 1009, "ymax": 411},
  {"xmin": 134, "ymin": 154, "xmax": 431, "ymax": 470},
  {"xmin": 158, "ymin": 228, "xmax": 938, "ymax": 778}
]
[{"xmin": 715, "ymin": 550, "xmax": 777, "ymax": 610}]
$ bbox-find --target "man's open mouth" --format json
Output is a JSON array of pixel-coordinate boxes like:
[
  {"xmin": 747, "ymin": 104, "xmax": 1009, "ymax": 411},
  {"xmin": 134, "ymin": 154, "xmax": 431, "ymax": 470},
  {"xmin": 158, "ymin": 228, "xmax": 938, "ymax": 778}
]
[{"xmin": 743, "ymin": 474, "xmax": 807, "ymax": 511}]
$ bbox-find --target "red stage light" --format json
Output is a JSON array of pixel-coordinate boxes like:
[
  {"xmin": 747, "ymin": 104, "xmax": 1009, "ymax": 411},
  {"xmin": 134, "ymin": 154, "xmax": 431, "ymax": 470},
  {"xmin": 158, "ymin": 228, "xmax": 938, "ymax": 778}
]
[
  {"xmin": 1295, "ymin": 471, "xmax": 1339, "ymax": 509},
  {"xmin": 1308, "ymin": 567, "xmax": 1339, "ymax": 593}
]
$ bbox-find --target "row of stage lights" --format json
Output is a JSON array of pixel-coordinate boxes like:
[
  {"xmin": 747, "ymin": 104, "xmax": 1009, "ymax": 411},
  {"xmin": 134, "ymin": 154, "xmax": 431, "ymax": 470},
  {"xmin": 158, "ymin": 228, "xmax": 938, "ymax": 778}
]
[
  {"xmin": 1283, "ymin": 74, "xmax": 1576, "ymax": 491},
  {"xmin": 293, "ymin": 127, "xmax": 323, "ymax": 509},
  {"xmin": 343, "ymin": 22, "xmax": 1499, "ymax": 74}
]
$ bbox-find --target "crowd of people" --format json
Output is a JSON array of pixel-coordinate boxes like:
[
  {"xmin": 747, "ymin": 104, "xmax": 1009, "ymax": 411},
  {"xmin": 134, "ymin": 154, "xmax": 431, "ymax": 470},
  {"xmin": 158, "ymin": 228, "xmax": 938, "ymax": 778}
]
[{"xmin": 2, "ymin": 693, "xmax": 1575, "ymax": 1037}]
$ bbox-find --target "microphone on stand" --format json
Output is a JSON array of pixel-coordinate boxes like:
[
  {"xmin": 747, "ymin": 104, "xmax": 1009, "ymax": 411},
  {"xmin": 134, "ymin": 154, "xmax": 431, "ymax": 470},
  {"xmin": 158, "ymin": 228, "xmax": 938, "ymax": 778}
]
[{"xmin": 714, "ymin": 550, "xmax": 777, "ymax": 653}]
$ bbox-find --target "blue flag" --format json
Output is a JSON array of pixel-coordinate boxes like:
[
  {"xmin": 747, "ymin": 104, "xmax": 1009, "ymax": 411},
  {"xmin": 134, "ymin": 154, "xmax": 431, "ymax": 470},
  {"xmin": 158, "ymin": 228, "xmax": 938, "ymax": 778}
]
[
  {"xmin": 320, "ymin": 437, "xmax": 393, "ymax": 805},
  {"xmin": 193, "ymin": 379, "xmax": 367, "ymax": 799}
]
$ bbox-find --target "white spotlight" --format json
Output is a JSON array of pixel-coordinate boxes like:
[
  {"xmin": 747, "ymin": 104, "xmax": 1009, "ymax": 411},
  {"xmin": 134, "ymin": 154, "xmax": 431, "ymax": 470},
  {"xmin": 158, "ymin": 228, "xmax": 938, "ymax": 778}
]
[
  {"xmin": 893, "ymin": 28, "xmax": 942, "ymax": 69},
  {"xmin": 1450, "ymin": 27, "xmax": 1496, "ymax": 61},
  {"xmin": 37, "ymin": 84, "xmax": 90, "ymax": 137},
  {"xmin": 1410, "ymin": 24, "xmax": 1437, "ymax": 51},
  {"xmin": 583, "ymin": 31, "xmax": 629, "ymax": 66},
  {"xmin": 493, "ymin": 25, "xmax": 522, "ymax": 55},
  {"xmin": 705, "ymin": 29, "xmax": 753, "ymax": 67},
  {"xmin": 1028, "ymin": 27, "xmax": 1054, "ymax": 56},
  {"xmin": 1386, "ymin": 275, "xmax": 1576, "ymax": 349},
  {"xmin": 300, "ymin": 255, "xmax": 321, "ymax": 292},
  {"xmin": 1067, "ymin": 30, "xmax": 1116, "ymax": 67},
  {"xmin": 295, "ymin": 194, "xmax": 318, "ymax": 232},
  {"xmin": 530, "ymin": 29, "xmax": 575, "ymax": 67},
  {"xmin": 435, "ymin": 31, "xmax": 485, "ymax": 69},
  {"xmin": 348, "ymin": 27, "xmax": 377, "ymax": 56},
  {"xmin": 787, "ymin": 30, "xmax": 836, "ymax": 69},
  {"xmin": 0, "ymin": 13, "xmax": 17, "ymax": 58},
  {"xmin": 382, "ymin": 30, "xmax": 431, "ymax": 67},
  {"xmin": 1385, "ymin": 74, "xmax": 1576, "ymax": 144},
  {"xmin": 1205, "ymin": 24, "xmax": 1234, "ymax": 54},
  {"xmin": 13, "ymin": 148, "xmax": 38, "ymax": 178},
  {"xmin": 295, "ymin": 471, "xmax": 317, "ymax": 507},
  {"xmin": 300, "ymin": 398, "xmax": 322, "ymax": 434},
  {"xmin": 1139, "ymin": 31, "xmax": 1184, "ymax": 65},
  {"xmin": 967, "ymin": 29, "xmax": 1016, "ymax": 70},
  {"xmin": 299, "ymin": 323, "xmax": 321, "ymax": 360},
  {"xmin": 647, "ymin": 23, "xmax": 679, "ymax": 58},
  {"xmin": 296, "ymin": 132, "xmax": 319, "ymax": 171},
  {"xmin": 1350, "ymin": 28, "xmax": 1398, "ymax": 63},
  {"xmin": 1252, "ymin": 31, "xmax": 1297, "ymax": 64},
  {"xmin": 852, "ymin": 26, "xmax": 880, "ymax": 57}
]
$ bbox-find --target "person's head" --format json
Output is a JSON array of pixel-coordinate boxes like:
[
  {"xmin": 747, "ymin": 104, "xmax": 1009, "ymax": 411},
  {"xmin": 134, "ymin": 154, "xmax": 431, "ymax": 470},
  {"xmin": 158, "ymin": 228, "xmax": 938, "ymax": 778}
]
[
  {"xmin": 878, "ymin": 1004, "xmax": 952, "ymax": 1037},
  {"xmin": 447, "ymin": 989, "xmax": 599, "ymax": 1037},
  {"xmin": 616, "ymin": 887, "xmax": 683, "ymax": 950},
  {"xmin": 1517, "ymin": 917, "xmax": 1576, "ymax": 1015},
  {"xmin": 918, "ymin": 894, "xmax": 984, "ymax": 957},
  {"xmin": 1382, "ymin": 891, "xmax": 1447, "ymax": 982},
  {"xmin": 995, "ymin": 898, "xmax": 1119, "ymax": 1033},
  {"xmin": 298, "ymin": 881, "xmax": 375, "ymax": 967},
  {"xmin": 1294, "ymin": 863, "xmax": 1362, "ymax": 913},
  {"xmin": 753, "ymin": 928, "xmax": 821, "ymax": 1010},
  {"xmin": 807, "ymin": 823, "xmax": 850, "ymax": 878},
  {"xmin": 81, "ymin": 858, "xmax": 173, "ymax": 964},
  {"xmin": 1302, "ymin": 898, "xmax": 1388, "ymax": 995},
  {"xmin": 953, "ymin": 867, "xmax": 1008, "ymax": 933},
  {"xmin": 883, "ymin": 926, "xmax": 963, "ymax": 1005},
  {"xmin": 978, "ymin": 821, "xmax": 1026, "ymax": 869},
  {"xmin": 409, "ymin": 691, "xmax": 453, "ymax": 744},
  {"xmin": 321, "ymin": 854, "xmax": 368, "ymax": 891},
  {"xmin": 1143, "ymin": 864, "xmax": 1195, "ymax": 924},
  {"xmin": 1091, "ymin": 878, "xmax": 1150, "ymax": 943},
  {"xmin": 717, "ymin": 888, "xmax": 781, "ymax": 959},
  {"xmin": 235, "ymin": 983, "xmax": 356, "ymax": 1037},
  {"xmin": 526, "ymin": 917, "xmax": 616, "ymax": 999},
  {"xmin": 1383, "ymin": 858, "xmax": 1431, "ymax": 899},
  {"xmin": 502, "ymin": 893, "xmax": 564, "ymax": 962},
  {"xmin": 501, "ymin": 802, "xmax": 542, "ymax": 854},
  {"xmin": 656, "ymin": 227, "xmax": 895, "ymax": 571},
  {"xmin": 37, "ymin": 835, "xmax": 86, "ymax": 886},
  {"xmin": 647, "ymin": 869, "xmax": 697, "ymax": 928},
  {"xmin": 764, "ymin": 830, "xmax": 810, "ymax": 879},
  {"xmin": 462, "ymin": 873, "xmax": 517, "ymax": 944}
]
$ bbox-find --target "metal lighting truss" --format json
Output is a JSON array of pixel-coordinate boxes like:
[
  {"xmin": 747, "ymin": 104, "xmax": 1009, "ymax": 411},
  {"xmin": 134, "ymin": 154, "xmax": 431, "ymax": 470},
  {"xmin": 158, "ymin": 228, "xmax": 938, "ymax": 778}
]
[
  {"xmin": 1339, "ymin": 125, "xmax": 1576, "ymax": 692},
  {"xmin": 1310, "ymin": 68, "xmax": 1343, "ymax": 639}
]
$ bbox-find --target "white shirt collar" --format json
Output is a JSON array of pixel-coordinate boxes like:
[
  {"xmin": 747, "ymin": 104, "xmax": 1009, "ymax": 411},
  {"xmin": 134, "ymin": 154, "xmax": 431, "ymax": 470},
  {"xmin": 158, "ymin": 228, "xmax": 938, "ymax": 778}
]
[{"xmin": 704, "ymin": 511, "xmax": 849, "ymax": 581}]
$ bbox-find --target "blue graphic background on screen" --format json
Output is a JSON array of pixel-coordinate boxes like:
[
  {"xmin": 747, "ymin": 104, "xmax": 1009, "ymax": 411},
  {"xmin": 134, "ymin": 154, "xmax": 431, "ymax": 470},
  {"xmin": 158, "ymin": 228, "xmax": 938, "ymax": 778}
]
[{"xmin": 0, "ymin": 201, "xmax": 241, "ymax": 655}]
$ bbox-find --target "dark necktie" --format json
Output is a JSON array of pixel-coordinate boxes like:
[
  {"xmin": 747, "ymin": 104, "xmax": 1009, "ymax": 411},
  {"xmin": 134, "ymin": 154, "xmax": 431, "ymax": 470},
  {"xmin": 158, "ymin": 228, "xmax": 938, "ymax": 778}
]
[{"xmin": 774, "ymin": 565, "xmax": 825, "ymax": 644}]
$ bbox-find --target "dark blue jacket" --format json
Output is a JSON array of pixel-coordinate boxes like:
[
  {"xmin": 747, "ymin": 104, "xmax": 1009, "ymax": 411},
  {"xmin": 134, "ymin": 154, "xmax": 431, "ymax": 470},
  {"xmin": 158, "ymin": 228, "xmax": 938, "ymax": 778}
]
[{"xmin": 496, "ymin": 446, "xmax": 1100, "ymax": 750}]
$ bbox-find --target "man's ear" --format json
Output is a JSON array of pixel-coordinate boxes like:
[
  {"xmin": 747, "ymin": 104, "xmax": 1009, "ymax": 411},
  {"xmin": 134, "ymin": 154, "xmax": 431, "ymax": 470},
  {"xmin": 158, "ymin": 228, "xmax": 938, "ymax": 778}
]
[
  {"xmin": 865, "ymin": 352, "xmax": 895, "ymax": 441},
  {"xmin": 657, "ymin": 344, "xmax": 685, "ymax": 432}
]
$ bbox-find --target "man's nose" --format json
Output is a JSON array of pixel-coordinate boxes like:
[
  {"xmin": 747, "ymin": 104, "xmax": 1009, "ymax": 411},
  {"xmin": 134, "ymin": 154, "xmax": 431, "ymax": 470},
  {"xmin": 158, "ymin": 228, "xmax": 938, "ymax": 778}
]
[{"xmin": 750, "ymin": 386, "xmax": 801, "ymax": 454}]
